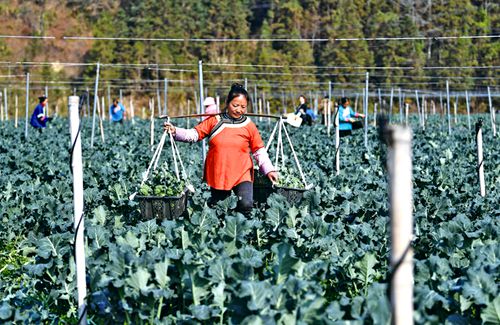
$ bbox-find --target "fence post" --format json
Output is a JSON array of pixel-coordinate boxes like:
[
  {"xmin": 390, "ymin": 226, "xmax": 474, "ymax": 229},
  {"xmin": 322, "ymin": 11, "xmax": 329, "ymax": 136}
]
[
  {"xmin": 25, "ymin": 73, "xmax": 30, "ymax": 139},
  {"xmin": 389, "ymin": 88, "xmax": 394, "ymax": 123},
  {"xmin": 68, "ymin": 95, "xmax": 87, "ymax": 324},
  {"xmin": 476, "ymin": 120, "xmax": 486, "ymax": 197},
  {"xmin": 465, "ymin": 90, "xmax": 471, "ymax": 130},
  {"xmin": 4, "ymin": 88, "xmax": 8, "ymax": 121},
  {"xmin": 15, "ymin": 95, "xmax": 18, "ymax": 128},
  {"xmin": 45, "ymin": 85, "xmax": 48, "ymax": 116},
  {"xmin": 328, "ymin": 81, "xmax": 332, "ymax": 136},
  {"xmin": 487, "ymin": 86, "xmax": 496, "ymax": 137},
  {"xmin": 386, "ymin": 125, "xmax": 414, "ymax": 325},
  {"xmin": 446, "ymin": 80, "xmax": 451, "ymax": 135},
  {"xmin": 335, "ymin": 101, "xmax": 340, "ymax": 175},
  {"xmin": 164, "ymin": 78, "xmax": 168, "ymax": 116},
  {"xmin": 198, "ymin": 60, "xmax": 206, "ymax": 162},
  {"xmin": 364, "ymin": 72, "xmax": 369, "ymax": 148},
  {"xmin": 90, "ymin": 62, "xmax": 100, "ymax": 148}
]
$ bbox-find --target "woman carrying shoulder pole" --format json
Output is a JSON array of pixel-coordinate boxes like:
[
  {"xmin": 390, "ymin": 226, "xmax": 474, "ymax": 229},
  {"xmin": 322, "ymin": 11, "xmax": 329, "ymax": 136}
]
[{"xmin": 164, "ymin": 83, "xmax": 278, "ymax": 217}]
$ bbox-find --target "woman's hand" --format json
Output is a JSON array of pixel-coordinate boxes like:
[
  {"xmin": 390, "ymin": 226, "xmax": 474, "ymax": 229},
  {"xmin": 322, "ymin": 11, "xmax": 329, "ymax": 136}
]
[
  {"xmin": 358, "ymin": 113, "xmax": 365, "ymax": 118},
  {"xmin": 267, "ymin": 171, "xmax": 278, "ymax": 184},
  {"xmin": 163, "ymin": 122, "xmax": 176, "ymax": 134}
]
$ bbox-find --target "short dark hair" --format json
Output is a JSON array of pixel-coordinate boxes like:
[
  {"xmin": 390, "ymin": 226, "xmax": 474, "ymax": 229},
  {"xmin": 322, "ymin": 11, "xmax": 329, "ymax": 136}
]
[
  {"xmin": 224, "ymin": 83, "xmax": 250, "ymax": 111},
  {"xmin": 340, "ymin": 97, "xmax": 349, "ymax": 105},
  {"xmin": 113, "ymin": 98, "xmax": 119, "ymax": 103}
]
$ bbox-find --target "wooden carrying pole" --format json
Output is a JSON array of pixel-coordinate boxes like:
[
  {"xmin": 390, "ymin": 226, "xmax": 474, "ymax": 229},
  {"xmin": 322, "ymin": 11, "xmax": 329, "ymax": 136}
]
[
  {"xmin": 68, "ymin": 95, "xmax": 87, "ymax": 324},
  {"xmin": 476, "ymin": 119, "xmax": 486, "ymax": 197},
  {"xmin": 386, "ymin": 125, "xmax": 414, "ymax": 325}
]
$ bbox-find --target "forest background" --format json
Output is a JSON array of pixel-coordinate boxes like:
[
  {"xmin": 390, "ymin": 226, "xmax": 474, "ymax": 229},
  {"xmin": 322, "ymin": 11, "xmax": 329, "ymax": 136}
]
[{"xmin": 0, "ymin": 0, "xmax": 498, "ymax": 113}]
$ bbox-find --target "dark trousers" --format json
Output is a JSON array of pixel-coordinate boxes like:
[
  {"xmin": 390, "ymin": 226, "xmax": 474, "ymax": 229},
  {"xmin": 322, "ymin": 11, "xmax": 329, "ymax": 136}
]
[{"xmin": 208, "ymin": 181, "xmax": 253, "ymax": 217}]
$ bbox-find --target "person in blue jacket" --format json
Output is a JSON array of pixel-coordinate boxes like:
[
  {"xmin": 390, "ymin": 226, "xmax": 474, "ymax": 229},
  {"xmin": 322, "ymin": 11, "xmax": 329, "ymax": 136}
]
[
  {"xmin": 30, "ymin": 96, "xmax": 50, "ymax": 132},
  {"xmin": 109, "ymin": 98, "xmax": 126, "ymax": 123},
  {"xmin": 338, "ymin": 97, "xmax": 364, "ymax": 137}
]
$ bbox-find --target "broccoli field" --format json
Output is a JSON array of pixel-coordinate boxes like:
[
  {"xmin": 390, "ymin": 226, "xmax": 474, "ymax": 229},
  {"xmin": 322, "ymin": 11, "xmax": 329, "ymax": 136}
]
[{"xmin": 0, "ymin": 116, "xmax": 499, "ymax": 324}]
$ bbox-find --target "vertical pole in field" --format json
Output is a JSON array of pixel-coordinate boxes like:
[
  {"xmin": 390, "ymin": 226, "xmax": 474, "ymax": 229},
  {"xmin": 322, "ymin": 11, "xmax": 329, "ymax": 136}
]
[
  {"xmin": 198, "ymin": 60, "xmax": 206, "ymax": 162},
  {"xmin": 398, "ymin": 88, "xmax": 403, "ymax": 123},
  {"xmin": 3, "ymin": 88, "xmax": 8, "ymax": 120},
  {"xmin": 96, "ymin": 96, "xmax": 105, "ymax": 143},
  {"xmin": 446, "ymin": 80, "xmax": 451, "ymax": 135},
  {"xmin": 68, "ymin": 95, "xmax": 87, "ymax": 324},
  {"xmin": 364, "ymin": 72, "xmax": 369, "ymax": 149},
  {"xmin": 335, "ymin": 97, "xmax": 340, "ymax": 175},
  {"xmin": 216, "ymin": 95, "xmax": 220, "ymax": 112},
  {"xmin": 386, "ymin": 125, "xmax": 414, "ymax": 325},
  {"xmin": 164, "ymin": 78, "xmax": 168, "ymax": 116},
  {"xmin": 465, "ymin": 90, "xmax": 471, "ymax": 130},
  {"xmin": 454, "ymin": 96, "xmax": 458, "ymax": 125},
  {"xmin": 130, "ymin": 97, "xmax": 135, "ymax": 125},
  {"xmin": 378, "ymin": 88, "xmax": 382, "ymax": 114},
  {"xmin": 107, "ymin": 83, "xmax": 111, "ymax": 111},
  {"xmin": 25, "ymin": 73, "xmax": 30, "ymax": 139},
  {"xmin": 45, "ymin": 85, "xmax": 49, "ymax": 116},
  {"xmin": 439, "ymin": 92, "xmax": 444, "ymax": 131},
  {"xmin": 15, "ymin": 95, "xmax": 18, "ymax": 128},
  {"xmin": 281, "ymin": 90, "xmax": 286, "ymax": 114},
  {"xmin": 0, "ymin": 91, "xmax": 3, "ymax": 121},
  {"xmin": 262, "ymin": 91, "xmax": 266, "ymax": 122},
  {"xmin": 266, "ymin": 101, "xmax": 271, "ymax": 125},
  {"xmin": 405, "ymin": 103, "xmax": 409, "ymax": 127},
  {"xmin": 389, "ymin": 88, "xmax": 394, "ymax": 123},
  {"xmin": 328, "ymin": 81, "xmax": 332, "ymax": 136},
  {"xmin": 475, "ymin": 120, "xmax": 485, "ymax": 197},
  {"xmin": 85, "ymin": 87, "xmax": 90, "ymax": 117},
  {"xmin": 415, "ymin": 90, "xmax": 421, "ymax": 129},
  {"xmin": 244, "ymin": 78, "xmax": 248, "ymax": 91},
  {"xmin": 354, "ymin": 93, "xmax": 359, "ymax": 112},
  {"xmin": 150, "ymin": 99, "xmax": 154, "ymax": 147},
  {"xmin": 373, "ymin": 103, "xmax": 377, "ymax": 127},
  {"xmin": 253, "ymin": 84, "xmax": 257, "ymax": 114},
  {"xmin": 101, "ymin": 97, "xmax": 106, "ymax": 121},
  {"xmin": 487, "ymin": 86, "xmax": 496, "ymax": 137},
  {"xmin": 90, "ymin": 62, "xmax": 100, "ymax": 148}
]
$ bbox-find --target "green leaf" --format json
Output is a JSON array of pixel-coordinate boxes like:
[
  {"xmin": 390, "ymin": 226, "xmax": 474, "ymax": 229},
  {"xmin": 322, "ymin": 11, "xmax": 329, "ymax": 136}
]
[
  {"xmin": 482, "ymin": 296, "xmax": 500, "ymax": 325},
  {"xmin": 240, "ymin": 281, "xmax": 271, "ymax": 311},
  {"xmin": 272, "ymin": 242, "xmax": 299, "ymax": 284},
  {"xmin": 0, "ymin": 303, "xmax": 12, "ymax": 320},
  {"xmin": 126, "ymin": 267, "xmax": 151, "ymax": 293},
  {"xmin": 154, "ymin": 259, "xmax": 170, "ymax": 288}
]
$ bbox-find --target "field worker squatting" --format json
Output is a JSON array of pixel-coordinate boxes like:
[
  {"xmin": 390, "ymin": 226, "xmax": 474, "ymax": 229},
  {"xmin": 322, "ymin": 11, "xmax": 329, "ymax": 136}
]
[{"xmin": 164, "ymin": 83, "xmax": 278, "ymax": 217}]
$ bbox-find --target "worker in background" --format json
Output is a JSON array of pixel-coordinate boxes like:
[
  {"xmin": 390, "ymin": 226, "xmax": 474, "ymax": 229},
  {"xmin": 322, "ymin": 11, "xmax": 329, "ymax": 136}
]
[
  {"xmin": 294, "ymin": 95, "xmax": 316, "ymax": 126},
  {"xmin": 202, "ymin": 96, "xmax": 219, "ymax": 120},
  {"xmin": 109, "ymin": 98, "xmax": 126, "ymax": 123},
  {"xmin": 338, "ymin": 97, "xmax": 365, "ymax": 137},
  {"xmin": 30, "ymin": 96, "xmax": 51, "ymax": 132}
]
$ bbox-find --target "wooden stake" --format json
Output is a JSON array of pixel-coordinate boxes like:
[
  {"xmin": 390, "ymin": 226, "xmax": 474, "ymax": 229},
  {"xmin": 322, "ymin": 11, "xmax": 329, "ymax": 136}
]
[
  {"xmin": 476, "ymin": 120, "xmax": 486, "ymax": 197},
  {"xmin": 386, "ymin": 126, "xmax": 414, "ymax": 325},
  {"xmin": 96, "ymin": 96, "xmax": 105, "ymax": 143},
  {"xmin": 487, "ymin": 86, "xmax": 496, "ymax": 137},
  {"xmin": 15, "ymin": 95, "xmax": 18, "ymax": 128},
  {"xmin": 150, "ymin": 99, "xmax": 154, "ymax": 147},
  {"xmin": 373, "ymin": 103, "xmax": 377, "ymax": 127},
  {"xmin": 465, "ymin": 91, "xmax": 471, "ymax": 130}
]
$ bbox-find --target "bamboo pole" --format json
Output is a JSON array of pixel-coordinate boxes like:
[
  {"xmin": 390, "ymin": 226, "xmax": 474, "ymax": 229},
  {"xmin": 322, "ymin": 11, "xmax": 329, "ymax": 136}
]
[
  {"xmin": 328, "ymin": 81, "xmax": 332, "ymax": 136},
  {"xmin": 15, "ymin": 95, "xmax": 18, "ymax": 128},
  {"xmin": 446, "ymin": 80, "xmax": 451, "ymax": 135},
  {"xmin": 386, "ymin": 125, "xmax": 414, "ymax": 325},
  {"xmin": 150, "ymin": 99, "xmax": 154, "ymax": 147},
  {"xmin": 96, "ymin": 96, "xmax": 105, "ymax": 143},
  {"xmin": 25, "ymin": 73, "xmax": 29, "ymax": 139},
  {"xmin": 3, "ymin": 88, "xmax": 8, "ymax": 121},
  {"xmin": 90, "ymin": 62, "xmax": 100, "ymax": 148},
  {"xmin": 335, "ymin": 102, "xmax": 340, "ymax": 176},
  {"xmin": 487, "ymin": 86, "xmax": 496, "ymax": 137},
  {"xmin": 130, "ymin": 97, "xmax": 135, "ymax": 124},
  {"xmin": 101, "ymin": 96, "xmax": 106, "ymax": 121},
  {"xmin": 465, "ymin": 91, "xmax": 471, "ymax": 130},
  {"xmin": 405, "ymin": 103, "xmax": 409, "ymax": 127},
  {"xmin": 364, "ymin": 72, "xmax": 369, "ymax": 148},
  {"xmin": 476, "ymin": 119, "xmax": 485, "ymax": 197},
  {"xmin": 389, "ymin": 88, "xmax": 394, "ymax": 123},
  {"xmin": 373, "ymin": 103, "xmax": 377, "ymax": 127}
]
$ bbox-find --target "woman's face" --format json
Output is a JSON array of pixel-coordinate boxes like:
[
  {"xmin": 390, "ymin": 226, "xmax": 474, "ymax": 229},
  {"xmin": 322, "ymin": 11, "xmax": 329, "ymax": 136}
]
[
  {"xmin": 227, "ymin": 94, "xmax": 247, "ymax": 119},
  {"xmin": 299, "ymin": 96, "xmax": 306, "ymax": 104}
]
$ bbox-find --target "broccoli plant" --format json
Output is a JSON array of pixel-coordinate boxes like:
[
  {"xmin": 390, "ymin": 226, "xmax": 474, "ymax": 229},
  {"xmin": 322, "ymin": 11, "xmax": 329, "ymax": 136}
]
[
  {"xmin": 139, "ymin": 163, "xmax": 185, "ymax": 197},
  {"xmin": 276, "ymin": 166, "xmax": 304, "ymax": 189}
]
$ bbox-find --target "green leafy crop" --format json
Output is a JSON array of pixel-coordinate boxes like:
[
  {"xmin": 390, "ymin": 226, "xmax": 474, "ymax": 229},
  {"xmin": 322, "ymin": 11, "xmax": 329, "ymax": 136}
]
[{"xmin": 138, "ymin": 163, "xmax": 185, "ymax": 197}]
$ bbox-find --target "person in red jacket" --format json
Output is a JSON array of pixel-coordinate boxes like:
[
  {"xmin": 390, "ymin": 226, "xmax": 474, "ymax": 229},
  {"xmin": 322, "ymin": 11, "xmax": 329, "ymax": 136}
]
[{"xmin": 164, "ymin": 83, "xmax": 278, "ymax": 216}]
